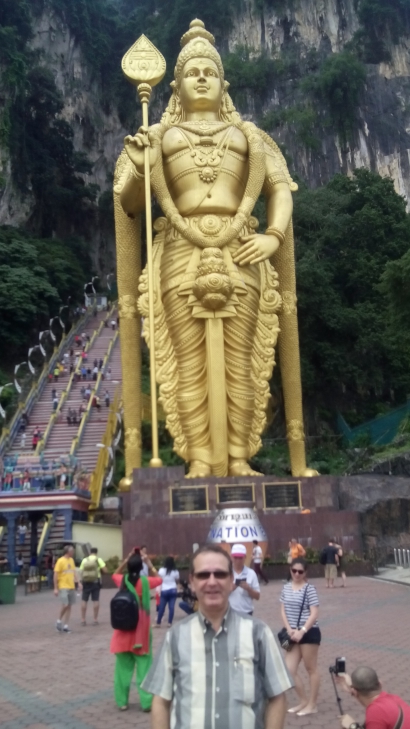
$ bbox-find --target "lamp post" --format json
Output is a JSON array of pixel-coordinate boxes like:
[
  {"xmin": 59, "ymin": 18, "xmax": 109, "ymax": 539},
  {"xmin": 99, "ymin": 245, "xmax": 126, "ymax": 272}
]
[{"xmin": 0, "ymin": 383, "xmax": 13, "ymax": 419}]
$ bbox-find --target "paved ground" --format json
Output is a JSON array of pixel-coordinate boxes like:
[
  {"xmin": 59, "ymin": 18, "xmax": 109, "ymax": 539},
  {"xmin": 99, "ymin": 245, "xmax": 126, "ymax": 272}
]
[
  {"xmin": 375, "ymin": 565, "xmax": 410, "ymax": 586},
  {"xmin": 1, "ymin": 576, "xmax": 409, "ymax": 729}
]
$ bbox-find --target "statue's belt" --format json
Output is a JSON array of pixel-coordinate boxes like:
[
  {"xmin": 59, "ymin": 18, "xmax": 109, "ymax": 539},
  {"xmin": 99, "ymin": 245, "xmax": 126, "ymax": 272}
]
[{"xmin": 159, "ymin": 214, "xmax": 260, "ymax": 319}]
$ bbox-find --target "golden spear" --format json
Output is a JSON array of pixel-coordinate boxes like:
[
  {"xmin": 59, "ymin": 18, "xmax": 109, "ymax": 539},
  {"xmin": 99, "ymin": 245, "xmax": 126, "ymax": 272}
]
[{"xmin": 122, "ymin": 36, "xmax": 166, "ymax": 468}]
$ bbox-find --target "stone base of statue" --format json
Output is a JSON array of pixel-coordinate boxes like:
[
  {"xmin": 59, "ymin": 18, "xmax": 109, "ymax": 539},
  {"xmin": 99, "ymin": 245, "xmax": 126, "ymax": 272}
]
[{"xmin": 120, "ymin": 466, "xmax": 362, "ymax": 559}]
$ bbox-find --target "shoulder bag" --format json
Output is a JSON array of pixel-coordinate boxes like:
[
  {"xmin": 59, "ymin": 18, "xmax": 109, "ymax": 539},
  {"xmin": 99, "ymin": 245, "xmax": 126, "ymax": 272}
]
[{"xmin": 278, "ymin": 584, "xmax": 309, "ymax": 652}]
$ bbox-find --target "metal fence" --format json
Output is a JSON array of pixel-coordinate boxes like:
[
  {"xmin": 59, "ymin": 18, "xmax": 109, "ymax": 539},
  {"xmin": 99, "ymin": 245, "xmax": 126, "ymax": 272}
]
[
  {"xmin": 393, "ymin": 548, "xmax": 410, "ymax": 567},
  {"xmin": 337, "ymin": 400, "xmax": 410, "ymax": 446}
]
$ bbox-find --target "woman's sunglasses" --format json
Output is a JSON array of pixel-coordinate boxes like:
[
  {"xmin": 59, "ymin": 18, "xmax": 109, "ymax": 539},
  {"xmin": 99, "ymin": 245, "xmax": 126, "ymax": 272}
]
[
  {"xmin": 193, "ymin": 570, "xmax": 231, "ymax": 581},
  {"xmin": 291, "ymin": 568, "xmax": 305, "ymax": 575}
]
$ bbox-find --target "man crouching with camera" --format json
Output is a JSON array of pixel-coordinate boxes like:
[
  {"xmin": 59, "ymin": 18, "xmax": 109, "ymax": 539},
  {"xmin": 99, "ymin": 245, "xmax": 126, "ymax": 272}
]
[{"xmin": 338, "ymin": 666, "xmax": 410, "ymax": 729}]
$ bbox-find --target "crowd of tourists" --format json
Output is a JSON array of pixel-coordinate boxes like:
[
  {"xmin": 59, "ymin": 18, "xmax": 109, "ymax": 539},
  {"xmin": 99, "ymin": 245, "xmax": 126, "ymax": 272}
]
[{"xmin": 49, "ymin": 538, "xmax": 410, "ymax": 728}]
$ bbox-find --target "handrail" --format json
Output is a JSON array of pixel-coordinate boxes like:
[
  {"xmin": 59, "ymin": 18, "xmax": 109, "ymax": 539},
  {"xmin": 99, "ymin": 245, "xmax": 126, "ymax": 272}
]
[
  {"xmin": 36, "ymin": 317, "xmax": 106, "ymax": 455},
  {"xmin": 88, "ymin": 385, "xmax": 121, "ymax": 516},
  {"xmin": 70, "ymin": 314, "xmax": 118, "ymax": 458},
  {"xmin": 37, "ymin": 513, "xmax": 54, "ymax": 559},
  {"xmin": 0, "ymin": 308, "xmax": 93, "ymax": 457}
]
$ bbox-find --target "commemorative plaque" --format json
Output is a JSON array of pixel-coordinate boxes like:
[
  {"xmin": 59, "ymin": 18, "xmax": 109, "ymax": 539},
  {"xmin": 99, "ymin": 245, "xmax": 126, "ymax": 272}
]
[
  {"xmin": 217, "ymin": 484, "xmax": 254, "ymax": 503},
  {"xmin": 170, "ymin": 486, "xmax": 208, "ymax": 514},
  {"xmin": 263, "ymin": 481, "xmax": 301, "ymax": 509}
]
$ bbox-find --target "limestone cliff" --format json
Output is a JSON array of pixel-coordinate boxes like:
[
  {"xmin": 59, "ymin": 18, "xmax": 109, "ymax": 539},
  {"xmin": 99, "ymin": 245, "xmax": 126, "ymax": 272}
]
[{"xmin": 1, "ymin": 0, "xmax": 410, "ymax": 267}]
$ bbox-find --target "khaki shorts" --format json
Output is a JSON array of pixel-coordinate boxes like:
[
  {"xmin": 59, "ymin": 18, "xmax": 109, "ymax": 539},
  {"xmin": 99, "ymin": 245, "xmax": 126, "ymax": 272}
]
[
  {"xmin": 59, "ymin": 588, "xmax": 76, "ymax": 606},
  {"xmin": 325, "ymin": 564, "xmax": 337, "ymax": 580}
]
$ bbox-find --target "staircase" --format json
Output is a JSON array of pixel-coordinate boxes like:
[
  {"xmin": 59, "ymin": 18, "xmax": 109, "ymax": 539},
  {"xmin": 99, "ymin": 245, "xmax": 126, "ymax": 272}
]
[
  {"xmin": 6, "ymin": 313, "xmax": 103, "ymax": 463},
  {"xmin": 76, "ymin": 335, "xmax": 122, "ymax": 473},
  {"xmin": 42, "ymin": 312, "xmax": 115, "ymax": 462}
]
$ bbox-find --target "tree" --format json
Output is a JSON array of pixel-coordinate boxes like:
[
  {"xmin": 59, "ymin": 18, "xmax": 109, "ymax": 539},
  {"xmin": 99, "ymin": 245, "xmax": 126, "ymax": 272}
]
[
  {"xmin": 0, "ymin": 226, "xmax": 92, "ymax": 360},
  {"xmin": 293, "ymin": 169, "xmax": 410, "ymax": 421}
]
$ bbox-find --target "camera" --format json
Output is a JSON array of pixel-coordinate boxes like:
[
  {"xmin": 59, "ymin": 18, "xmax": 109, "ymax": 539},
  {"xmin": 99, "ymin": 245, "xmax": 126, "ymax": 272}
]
[
  {"xmin": 329, "ymin": 657, "xmax": 346, "ymax": 675},
  {"xmin": 235, "ymin": 578, "xmax": 245, "ymax": 586}
]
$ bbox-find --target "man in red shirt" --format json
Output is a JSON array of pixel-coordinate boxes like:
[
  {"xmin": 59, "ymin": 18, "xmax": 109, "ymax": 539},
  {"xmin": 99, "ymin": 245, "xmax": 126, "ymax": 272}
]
[{"xmin": 340, "ymin": 666, "xmax": 410, "ymax": 729}]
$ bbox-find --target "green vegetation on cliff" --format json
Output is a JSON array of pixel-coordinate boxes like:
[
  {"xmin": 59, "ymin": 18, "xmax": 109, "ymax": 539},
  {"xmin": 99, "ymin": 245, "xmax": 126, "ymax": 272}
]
[{"xmin": 294, "ymin": 169, "xmax": 410, "ymax": 421}]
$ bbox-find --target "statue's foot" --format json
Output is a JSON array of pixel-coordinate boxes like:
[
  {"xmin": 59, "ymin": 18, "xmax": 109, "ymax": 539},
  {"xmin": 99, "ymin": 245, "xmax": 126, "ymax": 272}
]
[
  {"xmin": 228, "ymin": 459, "xmax": 263, "ymax": 477},
  {"xmin": 293, "ymin": 467, "xmax": 320, "ymax": 478},
  {"xmin": 186, "ymin": 460, "xmax": 212, "ymax": 478}
]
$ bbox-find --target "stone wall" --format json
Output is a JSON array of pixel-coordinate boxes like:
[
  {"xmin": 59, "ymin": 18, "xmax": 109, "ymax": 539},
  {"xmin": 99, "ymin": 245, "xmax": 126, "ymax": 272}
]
[{"xmin": 122, "ymin": 467, "xmax": 361, "ymax": 557}]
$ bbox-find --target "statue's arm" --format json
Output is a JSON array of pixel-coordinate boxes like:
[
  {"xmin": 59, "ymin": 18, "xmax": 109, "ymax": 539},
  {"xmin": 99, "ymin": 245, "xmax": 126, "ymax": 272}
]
[
  {"xmin": 119, "ymin": 170, "xmax": 145, "ymax": 218},
  {"xmin": 263, "ymin": 145, "xmax": 293, "ymax": 234},
  {"xmin": 119, "ymin": 124, "xmax": 161, "ymax": 217}
]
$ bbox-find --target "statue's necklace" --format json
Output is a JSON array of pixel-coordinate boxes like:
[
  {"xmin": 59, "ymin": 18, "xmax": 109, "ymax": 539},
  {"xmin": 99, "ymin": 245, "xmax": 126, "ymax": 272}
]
[
  {"xmin": 178, "ymin": 121, "xmax": 229, "ymax": 138},
  {"xmin": 177, "ymin": 126, "xmax": 233, "ymax": 183}
]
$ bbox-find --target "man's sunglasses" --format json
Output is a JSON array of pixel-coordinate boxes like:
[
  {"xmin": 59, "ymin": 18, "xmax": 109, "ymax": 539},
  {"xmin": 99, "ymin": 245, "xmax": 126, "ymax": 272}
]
[
  {"xmin": 193, "ymin": 570, "xmax": 231, "ymax": 580},
  {"xmin": 291, "ymin": 568, "xmax": 305, "ymax": 575}
]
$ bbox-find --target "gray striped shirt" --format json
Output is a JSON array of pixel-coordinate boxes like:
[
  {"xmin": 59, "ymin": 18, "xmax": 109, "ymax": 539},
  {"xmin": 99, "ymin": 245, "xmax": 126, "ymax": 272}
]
[{"xmin": 142, "ymin": 607, "xmax": 293, "ymax": 729}]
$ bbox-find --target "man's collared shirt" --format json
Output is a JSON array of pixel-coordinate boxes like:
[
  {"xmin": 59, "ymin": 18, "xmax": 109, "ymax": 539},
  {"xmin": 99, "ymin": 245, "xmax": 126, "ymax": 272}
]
[
  {"xmin": 229, "ymin": 566, "xmax": 260, "ymax": 614},
  {"xmin": 142, "ymin": 607, "xmax": 293, "ymax": 729}
]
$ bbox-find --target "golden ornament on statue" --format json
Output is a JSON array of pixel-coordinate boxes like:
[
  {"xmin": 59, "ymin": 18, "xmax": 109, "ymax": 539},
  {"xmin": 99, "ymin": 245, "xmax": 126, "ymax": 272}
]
[{"xmin": 114, "ymin": 18, "xmax": 318, "ymax": 484}]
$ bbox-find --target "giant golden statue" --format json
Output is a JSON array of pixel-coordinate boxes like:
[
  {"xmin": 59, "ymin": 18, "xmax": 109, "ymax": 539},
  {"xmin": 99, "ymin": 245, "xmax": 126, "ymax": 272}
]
[{"xmin": 115, "ymin": 20, "xmax": 316, "ymax": 481}]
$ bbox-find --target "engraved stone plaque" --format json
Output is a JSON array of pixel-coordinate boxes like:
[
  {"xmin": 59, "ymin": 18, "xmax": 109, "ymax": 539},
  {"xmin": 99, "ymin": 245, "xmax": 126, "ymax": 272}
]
[
  {"xmin": 170, "ymin": 486, "xmax": 208, "ymax": 513},
  {"xmin": 263, "ymin": 481, "xmax": 301, "ymax": 509},
  {"xmin": 217, "ymin": 484, "xmax": 254, "ymax": 503}
]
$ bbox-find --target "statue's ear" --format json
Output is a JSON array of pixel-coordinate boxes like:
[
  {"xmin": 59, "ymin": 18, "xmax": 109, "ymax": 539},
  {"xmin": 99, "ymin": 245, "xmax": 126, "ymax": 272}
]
[
  {"xmin": 224, "ymin": 80, "xmax": 230, "ymax": 90},
  {"xmin": 170, "ymin": 80, "xmax": 176, "ymax": 90}
]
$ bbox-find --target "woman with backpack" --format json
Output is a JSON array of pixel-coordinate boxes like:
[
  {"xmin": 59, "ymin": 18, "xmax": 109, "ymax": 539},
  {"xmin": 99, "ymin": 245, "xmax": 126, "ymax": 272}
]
[
  {"xmin": 110, "ymin": 550, "xmax": 162, "ymax": 712},
  {"xmin": 156, "ymin": 556, "xmax": 180, "ymax": 628}
]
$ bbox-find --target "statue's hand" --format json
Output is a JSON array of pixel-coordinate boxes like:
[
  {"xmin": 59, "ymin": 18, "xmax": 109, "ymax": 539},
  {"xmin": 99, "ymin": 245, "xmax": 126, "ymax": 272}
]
[
  {"xmin": 124, "ymin": 126, "xmax": 158, "ymax": 176},
  {"xmin": 233, "ymin": 234, "xmax": 280, "ymax": 266}
]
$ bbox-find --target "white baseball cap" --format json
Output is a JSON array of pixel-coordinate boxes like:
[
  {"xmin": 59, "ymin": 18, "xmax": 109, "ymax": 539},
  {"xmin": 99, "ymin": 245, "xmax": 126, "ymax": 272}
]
[{"xmin": 231, "ymin": 544, "xmax": 247, "ymax": 557}]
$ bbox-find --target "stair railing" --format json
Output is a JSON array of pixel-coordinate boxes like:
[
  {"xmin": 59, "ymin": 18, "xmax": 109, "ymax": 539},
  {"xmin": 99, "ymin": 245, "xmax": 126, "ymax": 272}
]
[
  {"xmin": 0, "ymin": 308, "xmax": 93, "ymax": 457},
  {"xmin": 70, "ymin": 327, "xmax": 119, "ymax": 457},
  {"xmin": 88, "ymin": 385, "xmax": 121, "ymax": 517},
  {"xmin": 37, "ymin": 513, "xmax": 55, "ymax": 561},
  {"xmin": 36, "ymin": 317, "xmax": 107, "ymax": 455}
]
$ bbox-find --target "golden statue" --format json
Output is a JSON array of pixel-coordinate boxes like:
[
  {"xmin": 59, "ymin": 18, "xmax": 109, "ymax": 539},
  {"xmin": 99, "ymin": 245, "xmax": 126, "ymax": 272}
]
[{"xmin": 114, "ymin": 19, "xmax": 317, "ymax": 482}]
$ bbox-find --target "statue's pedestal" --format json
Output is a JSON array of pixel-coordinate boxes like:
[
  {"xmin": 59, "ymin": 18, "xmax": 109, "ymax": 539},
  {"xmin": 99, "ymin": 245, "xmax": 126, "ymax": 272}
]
[{"xmin": 121, "ymin": 466, "xmax": 362, "ymax": 558}]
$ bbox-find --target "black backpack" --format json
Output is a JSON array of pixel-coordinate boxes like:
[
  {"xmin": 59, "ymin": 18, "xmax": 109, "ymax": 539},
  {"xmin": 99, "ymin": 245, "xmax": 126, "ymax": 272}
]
[
  {"xmin": 319, "ymin": 548, "xmax": 327, "ymax": 565},
  {"xmin": 110, "ymin": 575, "xmax": 139, "ymax": 631}
]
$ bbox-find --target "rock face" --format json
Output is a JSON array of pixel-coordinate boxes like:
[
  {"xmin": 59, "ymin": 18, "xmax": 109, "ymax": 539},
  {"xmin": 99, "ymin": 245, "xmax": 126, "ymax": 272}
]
[
  {"xmin": 1, "ymin": 0, "xmax": 410, "ymax": 266},
  {"xmin": 230, "ymin": 0, "xmax": 410, "ymax": 204}
]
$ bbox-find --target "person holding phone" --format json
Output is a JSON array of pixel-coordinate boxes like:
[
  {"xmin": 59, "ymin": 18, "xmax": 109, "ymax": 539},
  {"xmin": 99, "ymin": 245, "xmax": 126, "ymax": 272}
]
[{"xmin": 228, "ymin": 543, "xmax": 260, "ymax": 615}]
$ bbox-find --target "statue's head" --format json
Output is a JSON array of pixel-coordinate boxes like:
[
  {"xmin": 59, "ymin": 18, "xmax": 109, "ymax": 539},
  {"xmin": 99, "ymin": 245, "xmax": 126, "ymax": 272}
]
[{"xmin": 162, "ymin": 19, "xmax": 238, "ymax": 125}]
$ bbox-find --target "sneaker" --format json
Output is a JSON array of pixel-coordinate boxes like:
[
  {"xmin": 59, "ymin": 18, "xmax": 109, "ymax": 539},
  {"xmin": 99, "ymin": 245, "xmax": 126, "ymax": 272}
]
[
  {"xmin": 63, "ymin": 625, "xmax": 71, "ymax": 633},
  {"xmin": 119, "ymin": 706, "xmax": 128, "ymax": 712},
  {"xmin": 56, "ymin": 620, "xmax": 62, "ymax": 632}
]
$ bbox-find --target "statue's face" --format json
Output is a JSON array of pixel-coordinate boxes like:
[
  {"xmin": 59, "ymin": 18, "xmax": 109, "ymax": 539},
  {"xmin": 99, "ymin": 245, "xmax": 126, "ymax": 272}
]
[{"xmin": 179, "ymin": 58, "xmax": 223, "ymax": 113}]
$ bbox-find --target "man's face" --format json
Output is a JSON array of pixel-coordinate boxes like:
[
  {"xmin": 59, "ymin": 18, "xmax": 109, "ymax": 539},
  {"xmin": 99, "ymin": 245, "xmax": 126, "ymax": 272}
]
[
  {"xmin": 190, "ymin": 552, "xmax": 233, "ymax": 613},
  {"xmin": 179, "ymin": 58, "xmax": 223, "ymax": 114},
  {"xmin": 67, "ymin": 547, "xmax": 74, "ymax": 558},
  {"xmin": 140, "ymin": 547, "xmax": 147, "ymax": 558},
  {"xmin": 232, "ymin": 556, "xmax": 246, "ymax": 574}
]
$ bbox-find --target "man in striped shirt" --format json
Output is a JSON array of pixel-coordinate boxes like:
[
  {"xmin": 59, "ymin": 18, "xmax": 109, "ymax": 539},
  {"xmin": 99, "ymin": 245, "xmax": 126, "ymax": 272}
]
[{"xmin": 142, "ymin": 544, "xmax": 293, "ymax": 729}]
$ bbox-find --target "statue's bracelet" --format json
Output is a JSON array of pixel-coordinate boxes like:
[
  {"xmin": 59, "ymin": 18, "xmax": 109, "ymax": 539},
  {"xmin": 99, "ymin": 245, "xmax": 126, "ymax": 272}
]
[
  {"xmin": 131, "ymin": 166, "xmax": 145, "ymax": 180},
  {"xmin": 265, "ymin": 227, "xmax": 285, "ymax": 245}
]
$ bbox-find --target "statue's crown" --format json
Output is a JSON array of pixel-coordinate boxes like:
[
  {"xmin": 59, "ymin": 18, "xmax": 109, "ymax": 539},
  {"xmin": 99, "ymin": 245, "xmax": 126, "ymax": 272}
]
[
  {"xmin": 174, "ymin": 19, "xmax": 224, "ymax": 84},
  {"xmin": 180, "ymin": 19, "xmax": 216, "ymax": 48}
]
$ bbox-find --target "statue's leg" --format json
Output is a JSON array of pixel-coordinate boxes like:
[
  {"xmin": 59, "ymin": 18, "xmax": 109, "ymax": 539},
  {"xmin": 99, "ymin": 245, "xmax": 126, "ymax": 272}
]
[
  {"xmin": 161, "ymin": 241, "xmax": 212, "ymax": 475},
  {"xmin": 224, "ymin": 275, "xmax": 262, "ymax": 477}
]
